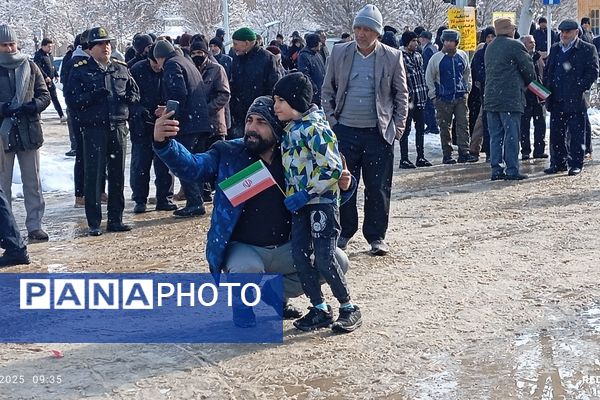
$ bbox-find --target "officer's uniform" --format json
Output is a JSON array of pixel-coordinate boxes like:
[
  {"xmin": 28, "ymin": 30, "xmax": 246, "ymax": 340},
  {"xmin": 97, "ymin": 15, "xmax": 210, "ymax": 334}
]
[{"xmin": 65, "ymin": 27, "xmax": 140, "ymax": 234}]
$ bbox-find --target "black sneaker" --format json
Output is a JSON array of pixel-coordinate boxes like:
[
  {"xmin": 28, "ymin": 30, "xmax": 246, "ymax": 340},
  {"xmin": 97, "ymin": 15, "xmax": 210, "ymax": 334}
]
[
  {"xmin": 293, "ymin": 306, "xmax": 333, "ymax": 331},
  {"xmin": 156, "ymin": 200, "xmax": 178, "ymax": 211},
  {"xmin": 504, "ymin": 173, "xmax": 528, "ymax": 181},
  {"xmin": 490, "ymin": 173, "xmax": 506, "ymax": 181},
  {"xmin": 106, "ymin": 223, "xmax": 132, "ymax": 232},
  {"xmin": 173, "ymin": 205, "xmax": 206, "ymax": 218},
  {"xmin": 544, "ymin": 165, "xmax": 568, "ymax": 174},
  {"xmin": 457, "ymin": 154, "xmax": 478, "ymax": 163},
  {"xmin": 415, "ymin": 157, "xmax": 432, "ymax": 167},
  {"xmin": 399, "ymin": 159, "xmax": 416, "ymax": 169},
  {"xmin": 337, "ymin": 236, "xmax": 350, "ymax": 250},
  {"xmin": 133, "ymin": 203, "xmax": 146, "ymax": 213},
  {"xmin": 332, "ymin": 305, "xmax": 363, "ymax": 333},
  {"xmin": 443, "ymin": 156, "xmax": 457, "ymax": 165}
]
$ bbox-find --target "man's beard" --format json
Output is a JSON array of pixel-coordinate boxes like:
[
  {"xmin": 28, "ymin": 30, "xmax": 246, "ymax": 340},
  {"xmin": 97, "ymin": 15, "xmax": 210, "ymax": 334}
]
[{"xmin": 244, "ymin": 130, "xmax": 277, "ymax": 155}]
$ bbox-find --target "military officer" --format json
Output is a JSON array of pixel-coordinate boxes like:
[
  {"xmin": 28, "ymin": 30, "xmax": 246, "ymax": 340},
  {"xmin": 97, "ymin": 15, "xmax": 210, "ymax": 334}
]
[{"xmin": 65, "ymin": 27, "xmax": 140, "ymax": 236}]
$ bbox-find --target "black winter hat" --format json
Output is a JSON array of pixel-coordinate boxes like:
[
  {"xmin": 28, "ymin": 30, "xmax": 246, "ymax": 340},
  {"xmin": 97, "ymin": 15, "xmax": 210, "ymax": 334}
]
[
  {"xmin": 190, "ymin": 39, "xmax": 208, "ymax": 53},
  {"xmin": 246, "ymin": 96, "xmax": 285, "ymax": 140},
  {"xmin": 272, "ymin": 72, "xmax": 313, "ymax": 114},
  {"xmin": 401, "ymin": 31, "xmax": 418, "ymax": 47},
  {"xmin": 383, "ymin": 25, "xmax": 398, "ymax": 34},
  {"xmin": 482, "ymin": 26, "xmax": 496, "ymax": 39},
  {"xmin": 306, "ymin": 33, "xmax": 320, "ymax": 49},
  {"xmin": 381, "ymin": 31, "xmax": 399, "ymax": 48},
  {"xmin": 133, "ymin": 34, "xmax": 153, "ymax": 54}
]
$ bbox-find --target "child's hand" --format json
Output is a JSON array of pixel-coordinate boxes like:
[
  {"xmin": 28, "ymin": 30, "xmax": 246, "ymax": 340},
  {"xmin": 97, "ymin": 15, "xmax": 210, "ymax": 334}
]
[{"xmin": 284, "ymin": 190, "xmax": 311, "ymax": 212}]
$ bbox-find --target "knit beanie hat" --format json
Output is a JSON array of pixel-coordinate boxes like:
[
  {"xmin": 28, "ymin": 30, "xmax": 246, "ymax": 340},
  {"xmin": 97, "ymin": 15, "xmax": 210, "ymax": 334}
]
[
  {"xmin": 190, "ymin": 39, "xmax": 208, "ymax": 53},
  {"xmin": 353, "ymin": 4, "xmax": 384, "ymax": 36},
  {"xmin": 0, "ymin": 25, "xmax": 17, "ymax": 43},
  {"xmin": 305, "ymin": 33, "xmax": 321, "ymax": 49},
  {"xmin": 419, "ymin": 31, "xmax": 433, "ymax": 40},
  {"xmin": 401, "ymin": 31, "xmax": 418, "ymax": 47},
  {"xmin": 482, "ymin": 26, "xmax": 496, "ymax": 39},
  {"xmin": 232, "ymin": 27, "xmax": 257, "ymax": 42},
  {"xmin": 153, "ymin": 39, "xmax": 175, "ymax": 59},
  {"xmin": 381, "ymin": 31, "xmax": 399, "ymax": 49},
  {"xmin": 383, "ymin": 25, "xmax": 398, "ymax": 34},
  {"xmin": 272, "ymin": 72, "xmax": 313, "ymax": 114},
  {"xmin": 246, "ymin": 96, "xmax": 285, "ymax": 140},
  {"xmin": 133, "ymin": 34, "xmax": 153, "ymax": 54},
  {"xmin": 179, "ymin": 33, "xmax": 193, "ymax": 47}
]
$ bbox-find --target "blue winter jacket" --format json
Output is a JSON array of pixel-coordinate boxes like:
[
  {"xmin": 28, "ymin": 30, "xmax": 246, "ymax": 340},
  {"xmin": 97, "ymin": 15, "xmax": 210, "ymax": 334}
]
[{"xmin": 154, "ymin": 138, "xmax": 356, "ymax": 278}]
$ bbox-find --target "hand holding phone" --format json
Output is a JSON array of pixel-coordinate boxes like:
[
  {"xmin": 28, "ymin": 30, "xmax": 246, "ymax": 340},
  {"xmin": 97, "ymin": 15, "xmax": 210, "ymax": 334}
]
[{"xmin": 165, "ymin": 100, "xmax": 179, "ymax": 119}]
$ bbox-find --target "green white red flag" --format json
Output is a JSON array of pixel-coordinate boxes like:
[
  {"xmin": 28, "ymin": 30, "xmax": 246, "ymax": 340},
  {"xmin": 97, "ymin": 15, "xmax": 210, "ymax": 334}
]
[
  {"xmin": 527, "ymin": 81, "xmax": 551, "ymax": 100},
  {"xmin": 218, "ymin": 160, "xmax": 277, "ymax": 207}
]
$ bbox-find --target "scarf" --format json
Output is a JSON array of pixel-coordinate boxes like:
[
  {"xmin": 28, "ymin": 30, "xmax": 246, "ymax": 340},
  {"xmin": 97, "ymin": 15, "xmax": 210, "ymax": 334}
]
[{"xmin": 0, "ymin": 51, "xmax": 30, "ymax": 146}]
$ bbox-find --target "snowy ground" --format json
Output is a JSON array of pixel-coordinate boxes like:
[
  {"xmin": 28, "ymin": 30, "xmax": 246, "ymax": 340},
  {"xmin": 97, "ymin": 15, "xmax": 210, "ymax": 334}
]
[{"xmin": 2, "ymin": 93, "xmax": 600, "ymax": 399}]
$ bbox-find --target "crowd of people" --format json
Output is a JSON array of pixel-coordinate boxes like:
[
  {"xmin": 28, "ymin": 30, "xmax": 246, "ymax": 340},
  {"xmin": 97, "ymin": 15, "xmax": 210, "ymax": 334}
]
[{"xmin": 1, "ymin": 4, "xmax": 599, "ymax": 330}]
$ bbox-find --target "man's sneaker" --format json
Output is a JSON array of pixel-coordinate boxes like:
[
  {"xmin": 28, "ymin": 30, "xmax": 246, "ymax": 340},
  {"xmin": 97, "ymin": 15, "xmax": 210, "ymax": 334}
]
[
  {"xmin": 544, "ymin": 165, "xmax": 568, "ymax": 174},
  {"xmin": 293, "ymin": 306, "xmax": 333, "ymax": 331},
  {"xmin": 0, "ymin": 249, "xmax": 30, "ymax": 268},
  {"xmin": 369, "ymin": 240, "xmax": 389, "ymax": 256},
  {"xmin": 173, "ymin": 205, "xmax": 206, "ymax": 218},
  {"xmin": 106, "ymin": 223, "xmax": 132, "ymax": 232},
  {"xmin": 332, "ymin": 305, "xmax": 362, "ymax": 333},
  {"xmin": 521, "ymin": 154, "xmax": 531, "ymax": 161},
  {"xmin": 337, "ymin": 236, "xmax": 350, "ymax": 250},
  {"xmin": 156, "ymin": 200, "xmax": 178, "ymax": 211},
  {"xmin": 504, "ymin": 173, "xmax": 528, "ymax": 181},
  {"xmin": 65, "ymin": 149, "xmax": 76, "ymax": 157},
  {"xmin": 415, "ymin": 157, "xmax": 432, "ymax": 167},
  {"xmin": 74, "ymin": 196, "xmax": 85, "ymax": 208},
  {"xmin": 28, "ymin": 229, "xmax": 49, "ymax": 242},
  {"xmin": 568, "ymin": 167, "xmax": 582, "ymax": 176},
  {"xmin": 457, "ymin": 154, "xmax": 478, "ymax": 163},
  {"xmin": 490, "ymin": 173, "xmax": 506, "ymax": 181},
  {"xmin": 399, "ymin": 159, "xmax": 416, "ymax": 169},
  {"xmin": 533, "ymin": 153, "xmax": 549, "ymax": 159},
  {"xmin": 442, "ymin": 156, "xmax": 457, "ymax": 165},
  {"xmin": 584, "ymin": 153, "xmax": 593, "ymax": 161},
  {"xmin": 133, "ymin": 203, "xmax": 147, "ymax": 213}
]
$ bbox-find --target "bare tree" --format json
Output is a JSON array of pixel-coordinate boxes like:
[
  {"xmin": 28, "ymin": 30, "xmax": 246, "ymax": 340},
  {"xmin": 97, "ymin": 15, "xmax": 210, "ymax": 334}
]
[
  {"xmin": 248, "ymin": 0, "xmax": 305, "ymax": 39},
  {"xmin": 178, "ymin": 0, "xmax": 248, "ymax": 36}
]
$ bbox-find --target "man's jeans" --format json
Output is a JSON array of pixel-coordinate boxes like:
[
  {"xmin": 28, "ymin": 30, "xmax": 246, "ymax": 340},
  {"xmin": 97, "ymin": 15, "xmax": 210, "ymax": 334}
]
[
  {"xmin": 291, "ymin": 203, "xmax": 351, "ymax": 306},
  {"xmin": 487, "ymin": 111, "xmax": 522, "ymax": 177},
  {"xmin": 224, "ymin": 241, "xmax": 349, "ymax": 301}
]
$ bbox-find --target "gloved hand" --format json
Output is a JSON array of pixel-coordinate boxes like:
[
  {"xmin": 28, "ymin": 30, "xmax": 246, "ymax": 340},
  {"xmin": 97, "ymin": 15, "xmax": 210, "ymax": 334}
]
[
  {"xmin": 1, "ymin": 103, "xmax": 16, "ymax": 117},
  {"xmin": 19, "ymin": 101, "xmax": 37, "ymax": 115},
  {"xmin": 93, "ymin": 88, "xmax": 111, "ymax": 98},
  {"xmin": 284, "ymin": 190, "xmax": 311, "ymax": 213}
]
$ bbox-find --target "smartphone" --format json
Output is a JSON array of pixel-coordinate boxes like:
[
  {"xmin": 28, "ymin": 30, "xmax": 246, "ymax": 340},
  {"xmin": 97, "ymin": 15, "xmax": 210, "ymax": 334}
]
[{"xmin": 165, "ymin": 100, "xmax": 179, "ymax": 119}]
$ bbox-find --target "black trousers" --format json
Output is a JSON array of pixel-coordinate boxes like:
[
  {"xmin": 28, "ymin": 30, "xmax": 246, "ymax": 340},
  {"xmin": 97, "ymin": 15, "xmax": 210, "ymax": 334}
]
[
  {"xmin": 520, "ymin": 99, "xmax": 546, "ymax": 157},
  {"xmin": 48, "ymin": 85, "xmax": 64, "ymax": 118},
  {"xmin": 334, "ymin": 124, "xmax": 393, "ymax": 243},
  {"xmin": 174, "ymin": 134, "xmax": 207, "ymax": 207},
  {"xmin": 549, "ymin": 111, "xmax": 586, "ymax": 169},
  {"xmin": 130, "ymin": 124, "xmax": 173, "ymax": 205},
  {"xmin": 0, "ymin": 183, "xmax": 24, "ymax": 252},
  {"xmin": 399, "ymin": 107, "xmax": 425, "ymax": 160},
  {"xmin": 82, "ymin": 125, "xmax": 127, "ymax": 228}
]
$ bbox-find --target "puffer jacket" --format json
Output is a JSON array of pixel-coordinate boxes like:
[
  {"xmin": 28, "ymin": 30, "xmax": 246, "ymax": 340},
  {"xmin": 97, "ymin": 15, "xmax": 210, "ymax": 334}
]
[{"xmin": 281, "ymin": 106, "xmax": 342, "ymax": 204}]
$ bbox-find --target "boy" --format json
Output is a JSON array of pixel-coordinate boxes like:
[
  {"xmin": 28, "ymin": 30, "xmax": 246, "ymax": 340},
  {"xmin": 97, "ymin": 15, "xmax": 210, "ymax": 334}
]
[{"xmin": 272, "ymin": 72, "xmax": 362, "ymax": 333}]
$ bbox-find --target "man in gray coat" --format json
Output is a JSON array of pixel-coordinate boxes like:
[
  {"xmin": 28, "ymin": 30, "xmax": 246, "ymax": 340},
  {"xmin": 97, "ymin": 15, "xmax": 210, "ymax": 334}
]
[
  {"xmin": 0, "ymin": 25, "xmax": 51, "ymax": 241},
  {"xmin": 484, "ymin": 18, "xmax": 536, "ymax": 181},
  {"xmin": 322, "ymin": 4, "xmax": 408, "ymax": 256}
]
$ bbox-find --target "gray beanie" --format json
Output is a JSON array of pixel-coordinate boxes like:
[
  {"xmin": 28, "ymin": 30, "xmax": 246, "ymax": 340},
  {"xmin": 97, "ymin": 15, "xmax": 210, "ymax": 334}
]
[
  {"xmin": 153, "ymin": 39, "xmax": 175, "ymax": 59},
  {"xmin": 441, "ymin": 29, "xmax": 460, "ymax": 43},
  {"xmin": 0, "ymin": 25, "xmax": 17, "ymax": 43},
  {"xmin": 353, "ymin": 4, "xmax": 384, "ymax": 36},
  {"xmin": 246, "ymin": 96, "xmax": 285, "ymax": 140}
]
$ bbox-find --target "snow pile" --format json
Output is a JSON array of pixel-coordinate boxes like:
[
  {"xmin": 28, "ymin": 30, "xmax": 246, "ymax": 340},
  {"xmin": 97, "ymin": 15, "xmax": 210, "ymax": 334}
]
[{"xmin": 11, "ymin": 151, "xmax": 74, "ymax": 199}]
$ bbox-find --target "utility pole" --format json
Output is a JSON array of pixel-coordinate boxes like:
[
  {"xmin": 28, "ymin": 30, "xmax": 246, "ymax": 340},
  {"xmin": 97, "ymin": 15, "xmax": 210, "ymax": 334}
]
[
  {"xmin": 223, "ymin": 0, "xmax": 230, "ymax": 45},
  {"xmin": 517, "ymin": 0, "xmax": 534, "ymax": 36}
]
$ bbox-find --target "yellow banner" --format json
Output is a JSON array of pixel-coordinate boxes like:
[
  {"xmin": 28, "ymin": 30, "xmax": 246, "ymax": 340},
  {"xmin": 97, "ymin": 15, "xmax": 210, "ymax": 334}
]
[
  {"xmin": 448, "ymin": 7, "xmax": 477, "ymax": 51},
  {"xmin": 492, "ymin": 12, "xmax": 517, "ymax": 24}
]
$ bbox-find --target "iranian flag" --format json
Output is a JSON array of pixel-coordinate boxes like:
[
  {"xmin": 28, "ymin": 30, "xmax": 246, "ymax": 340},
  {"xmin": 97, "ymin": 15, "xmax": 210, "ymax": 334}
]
[
  {"xmin": 528, "ymin": 81, "xmax": 551, "ymax": 100},
  {"xmin": 218, "ymin": 160, "xmax": 277, "ymax": 207}
]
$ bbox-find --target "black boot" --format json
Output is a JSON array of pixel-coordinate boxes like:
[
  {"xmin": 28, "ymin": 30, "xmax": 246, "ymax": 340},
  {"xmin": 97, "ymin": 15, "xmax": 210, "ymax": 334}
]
[{"xmin": 0, "ymin": 248, "xmax": 31, "ymax": 268}]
